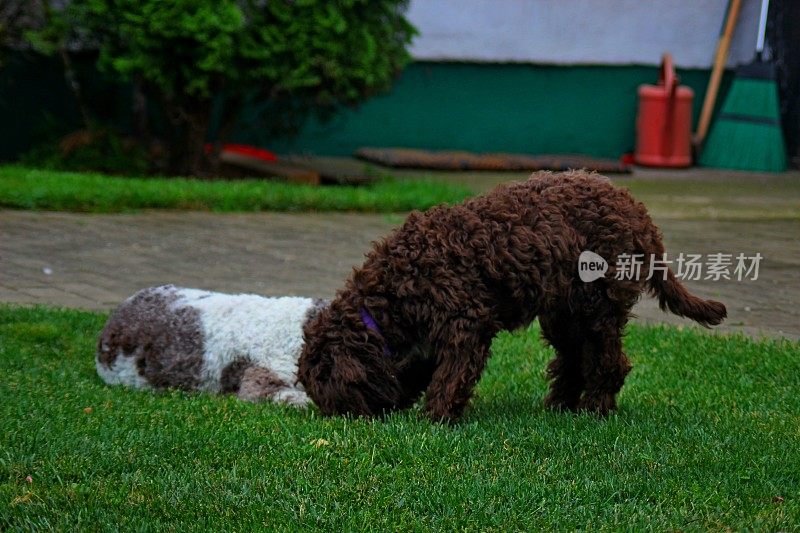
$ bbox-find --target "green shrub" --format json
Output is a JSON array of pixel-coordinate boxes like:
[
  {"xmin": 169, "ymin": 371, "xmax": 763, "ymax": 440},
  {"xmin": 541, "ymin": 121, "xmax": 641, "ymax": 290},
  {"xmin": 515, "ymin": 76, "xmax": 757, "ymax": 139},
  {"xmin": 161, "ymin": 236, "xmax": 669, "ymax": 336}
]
[
  {"xmin": 20, "ymin": 129, "xmax": 152, "ymax": 176},
  {"xmin": 57, "ymin": 0, "xmax": 417, "ymax": 175}
]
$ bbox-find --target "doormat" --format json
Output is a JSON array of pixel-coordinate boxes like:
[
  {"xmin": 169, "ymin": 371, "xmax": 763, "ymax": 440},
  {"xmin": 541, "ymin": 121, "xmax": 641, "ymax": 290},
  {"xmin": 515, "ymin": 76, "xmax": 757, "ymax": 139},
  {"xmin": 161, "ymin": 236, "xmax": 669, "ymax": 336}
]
[{"xmin": 355, "ymin": 147, "xmax": 632, "ymax": 174}]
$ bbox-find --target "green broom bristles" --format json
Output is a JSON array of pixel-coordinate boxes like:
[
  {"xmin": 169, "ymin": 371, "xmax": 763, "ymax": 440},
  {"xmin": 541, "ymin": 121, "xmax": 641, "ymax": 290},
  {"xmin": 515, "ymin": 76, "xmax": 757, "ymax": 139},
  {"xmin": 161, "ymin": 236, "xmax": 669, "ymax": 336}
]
[{"xmin": 700, "ymin": 77, "xmax": 787, "ymax": 172}]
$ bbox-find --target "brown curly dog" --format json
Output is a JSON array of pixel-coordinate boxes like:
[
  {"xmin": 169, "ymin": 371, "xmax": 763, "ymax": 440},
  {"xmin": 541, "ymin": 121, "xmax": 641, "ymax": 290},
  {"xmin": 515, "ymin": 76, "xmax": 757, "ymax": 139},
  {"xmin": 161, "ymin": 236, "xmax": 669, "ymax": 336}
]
[{"xmin": 298, "ymin": 171, "xmax": 726, "ymax": 422}]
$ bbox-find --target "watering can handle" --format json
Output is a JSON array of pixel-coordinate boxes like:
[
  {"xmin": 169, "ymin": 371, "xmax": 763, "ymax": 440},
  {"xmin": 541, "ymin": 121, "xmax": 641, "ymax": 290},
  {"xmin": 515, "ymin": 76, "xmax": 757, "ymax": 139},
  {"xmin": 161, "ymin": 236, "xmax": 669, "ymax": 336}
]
[
  {"xmin": 659, "ymin": 53, "xmax": 678, "ymax": 95},
  {"xmin": 659, "ymin": 53, "xmax": 678, "ymax": 157}
]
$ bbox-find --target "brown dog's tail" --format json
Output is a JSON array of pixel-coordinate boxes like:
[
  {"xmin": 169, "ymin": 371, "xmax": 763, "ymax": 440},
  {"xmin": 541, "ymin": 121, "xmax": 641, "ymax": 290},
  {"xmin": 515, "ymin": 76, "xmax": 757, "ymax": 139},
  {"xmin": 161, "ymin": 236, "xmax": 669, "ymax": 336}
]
[{"xmin": 648, "ymin": 269, "xmax": 727, "ymax": 327}]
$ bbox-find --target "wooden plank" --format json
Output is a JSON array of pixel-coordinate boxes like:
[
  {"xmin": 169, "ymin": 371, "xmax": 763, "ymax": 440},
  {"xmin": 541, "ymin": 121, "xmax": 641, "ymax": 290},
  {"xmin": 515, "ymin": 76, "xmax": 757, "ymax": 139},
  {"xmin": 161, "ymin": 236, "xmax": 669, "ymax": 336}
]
[{"xmin": 219, "ymin": 151, "xmax": 321, "ymax": 185}]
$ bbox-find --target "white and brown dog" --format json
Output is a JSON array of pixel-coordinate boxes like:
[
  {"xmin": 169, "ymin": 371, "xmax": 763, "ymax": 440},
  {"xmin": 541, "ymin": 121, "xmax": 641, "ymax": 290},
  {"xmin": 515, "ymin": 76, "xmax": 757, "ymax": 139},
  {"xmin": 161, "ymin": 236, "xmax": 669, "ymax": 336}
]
[{"xmin": 96, "ymin": 285, "xmax": 327, "ymax": 407}]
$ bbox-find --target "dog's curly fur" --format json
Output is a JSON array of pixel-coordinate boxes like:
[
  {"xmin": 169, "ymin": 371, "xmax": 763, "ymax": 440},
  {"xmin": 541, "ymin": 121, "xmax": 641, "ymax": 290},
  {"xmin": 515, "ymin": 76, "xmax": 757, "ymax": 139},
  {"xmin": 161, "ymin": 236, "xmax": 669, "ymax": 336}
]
[{"xmin": 298, "ymin": 171, "xmax": 726, "ymax": 422}]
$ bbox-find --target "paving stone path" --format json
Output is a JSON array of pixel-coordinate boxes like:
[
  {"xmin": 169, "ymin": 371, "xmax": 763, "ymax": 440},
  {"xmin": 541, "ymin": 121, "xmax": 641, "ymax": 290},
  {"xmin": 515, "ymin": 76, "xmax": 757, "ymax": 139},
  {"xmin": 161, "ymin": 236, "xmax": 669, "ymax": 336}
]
[{"xmin": 1, "ymin": 210, "xmax": 798, "ymax": 339}]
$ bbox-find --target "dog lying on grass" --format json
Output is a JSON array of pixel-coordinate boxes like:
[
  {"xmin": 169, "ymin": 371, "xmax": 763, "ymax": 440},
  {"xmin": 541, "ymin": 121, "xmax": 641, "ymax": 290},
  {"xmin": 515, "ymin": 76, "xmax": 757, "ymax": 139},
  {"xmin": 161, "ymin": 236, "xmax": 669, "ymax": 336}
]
[
  {"xmin": 96, "ymin": 285, "xmax": 326, "ymax": 406},
  {"xmin": 299, "ymin": 170, "xmax": 726, "ymax": 422}
]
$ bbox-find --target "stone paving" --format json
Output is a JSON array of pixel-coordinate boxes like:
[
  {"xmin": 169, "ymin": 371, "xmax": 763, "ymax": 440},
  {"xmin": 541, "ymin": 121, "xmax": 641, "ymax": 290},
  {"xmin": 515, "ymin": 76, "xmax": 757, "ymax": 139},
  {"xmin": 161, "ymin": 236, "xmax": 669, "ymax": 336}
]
[
  {"xmin": 0, "ymin": 211, "xmax": 393, "ymax": 307},
  {"xmin": 2, "ymin": 209, "xmax": 798, "ymax": 339}
]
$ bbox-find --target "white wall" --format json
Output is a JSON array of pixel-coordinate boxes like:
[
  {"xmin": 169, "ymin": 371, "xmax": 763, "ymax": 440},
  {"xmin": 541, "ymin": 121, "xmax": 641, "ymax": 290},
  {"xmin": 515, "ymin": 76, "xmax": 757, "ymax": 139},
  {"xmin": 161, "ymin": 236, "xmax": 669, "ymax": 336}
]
[{"xmin": 407, "ymin": 0, "xmax": 764, "ymax": 68}]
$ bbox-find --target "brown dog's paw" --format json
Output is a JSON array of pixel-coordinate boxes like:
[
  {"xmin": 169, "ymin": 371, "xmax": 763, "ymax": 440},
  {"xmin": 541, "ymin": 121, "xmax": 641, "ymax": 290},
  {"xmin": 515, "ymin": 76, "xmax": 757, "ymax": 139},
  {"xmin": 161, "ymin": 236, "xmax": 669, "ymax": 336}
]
[
  {"xmin": 424, "ymin": 402, "xmax": 464, "ymax": 424},
  {"xmin": 577, "ymin": 394, "xmax": 618, "ymax": 417},
  {"xmin": 425, "ymin": 410, "xmax": 459, "ymax": 425},
  {"xmin": 543, "ymin": 392, "xmax": 581, "ymax": 413}
]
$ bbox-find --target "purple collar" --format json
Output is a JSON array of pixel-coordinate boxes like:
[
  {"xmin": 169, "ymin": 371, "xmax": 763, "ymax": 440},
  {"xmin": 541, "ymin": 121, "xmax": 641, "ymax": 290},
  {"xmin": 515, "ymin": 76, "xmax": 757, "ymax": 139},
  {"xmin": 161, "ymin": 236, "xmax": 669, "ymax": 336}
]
[{"xmin": 360, "ymin": 307, "xmax": 392, "ymax": 357}]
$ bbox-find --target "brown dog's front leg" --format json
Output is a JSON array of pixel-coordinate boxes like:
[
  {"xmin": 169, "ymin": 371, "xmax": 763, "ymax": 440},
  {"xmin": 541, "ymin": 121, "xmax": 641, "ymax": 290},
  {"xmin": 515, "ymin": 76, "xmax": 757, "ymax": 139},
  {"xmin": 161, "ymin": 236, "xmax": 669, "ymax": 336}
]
[{"xmin": 423, "ymin": 324, "xmax": 492, "ymax": 423}]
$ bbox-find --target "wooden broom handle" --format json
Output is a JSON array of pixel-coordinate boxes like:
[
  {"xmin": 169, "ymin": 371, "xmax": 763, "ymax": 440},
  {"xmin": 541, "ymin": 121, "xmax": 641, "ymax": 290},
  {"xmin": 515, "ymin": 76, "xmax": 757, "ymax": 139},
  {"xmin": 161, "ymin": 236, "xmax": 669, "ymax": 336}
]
[{"xmin": 694, "ymin": 0, "xmax": 742, "ymax": 147}]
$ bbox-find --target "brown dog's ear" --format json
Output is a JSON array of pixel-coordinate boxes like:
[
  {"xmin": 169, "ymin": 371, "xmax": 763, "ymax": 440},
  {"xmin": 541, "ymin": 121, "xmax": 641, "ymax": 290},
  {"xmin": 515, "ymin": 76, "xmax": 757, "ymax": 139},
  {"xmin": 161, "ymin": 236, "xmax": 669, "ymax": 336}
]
[
  {"xmin": 323, "ymin": 344, "xmax": 404, "ymax": 417},
  {"xmin": 299, "ymin": 300, "xmax": 407, "ymax": 418},
  {"xmin": 299, "ymin": 339, "xmax": 405, "ymax": 418},
  {"xmin": 329, "ymin": 355, "xmax": 367, "ymax": 384}
]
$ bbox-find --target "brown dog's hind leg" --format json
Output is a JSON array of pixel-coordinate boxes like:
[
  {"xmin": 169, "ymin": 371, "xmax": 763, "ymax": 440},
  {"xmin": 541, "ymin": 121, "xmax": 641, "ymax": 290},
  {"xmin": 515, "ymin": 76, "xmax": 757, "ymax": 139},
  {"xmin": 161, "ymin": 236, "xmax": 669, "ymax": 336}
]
[
  {"xmin": 577, "ymin": 307, "xmax": 632, "ymax": 416},
  {"xmin": 540, "ymin": 311, "xmax": 587, "ymax": 412},
  {"xmin": 424, "ymin": 319, "xmax": 493, "ymax": 423}
]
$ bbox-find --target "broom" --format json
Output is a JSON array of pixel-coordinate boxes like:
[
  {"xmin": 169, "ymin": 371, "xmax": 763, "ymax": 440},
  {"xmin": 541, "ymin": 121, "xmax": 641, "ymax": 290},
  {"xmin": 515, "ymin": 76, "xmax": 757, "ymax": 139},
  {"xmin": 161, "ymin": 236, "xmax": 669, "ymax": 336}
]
[
  {"xmin": 694, "ymin": 0, "xmax": 742, "ymax": 151},
  {"xmin": 700, "ymin": 0, "xmax": 787, "ymax": 172}
]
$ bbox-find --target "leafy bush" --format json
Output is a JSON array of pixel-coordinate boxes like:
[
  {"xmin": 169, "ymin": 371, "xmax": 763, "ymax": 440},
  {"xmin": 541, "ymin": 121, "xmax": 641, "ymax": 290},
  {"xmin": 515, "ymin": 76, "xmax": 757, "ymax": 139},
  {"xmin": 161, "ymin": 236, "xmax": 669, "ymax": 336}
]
[
  {"xmin": 20, "ymin": 129, "xmax": 152, "ymax": 176},
  {"xmin": 61, "ymin": 0, "xmax": 417, "ymax": 175}
]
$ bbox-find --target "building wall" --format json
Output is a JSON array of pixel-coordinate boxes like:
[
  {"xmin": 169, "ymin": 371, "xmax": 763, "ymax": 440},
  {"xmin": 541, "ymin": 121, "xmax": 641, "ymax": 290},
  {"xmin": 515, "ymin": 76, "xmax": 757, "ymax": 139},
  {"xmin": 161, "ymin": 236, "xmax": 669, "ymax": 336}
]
[
  {"xmin": 260, "ymin": 62, "xmax": 723, "ymax": 159},
  {"xmin": 261, "ymin": 1, "xmax": 756, "ymax": 158},
  {"xmin": 407, "ymin": 0, "xmax": 763, "ymax": 67}
]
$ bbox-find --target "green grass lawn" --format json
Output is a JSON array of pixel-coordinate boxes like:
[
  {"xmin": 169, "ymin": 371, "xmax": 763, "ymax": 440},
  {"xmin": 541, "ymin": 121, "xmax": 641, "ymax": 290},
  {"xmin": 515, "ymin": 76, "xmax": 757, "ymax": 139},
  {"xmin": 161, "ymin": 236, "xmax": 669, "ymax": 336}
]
[
  {"xmin": 0, "ymin": 166, "xmax": 472, "ymax": 213},
  {"xmin": 1, "ymin": 305, "xmax": 798, "ymax": 531}
]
